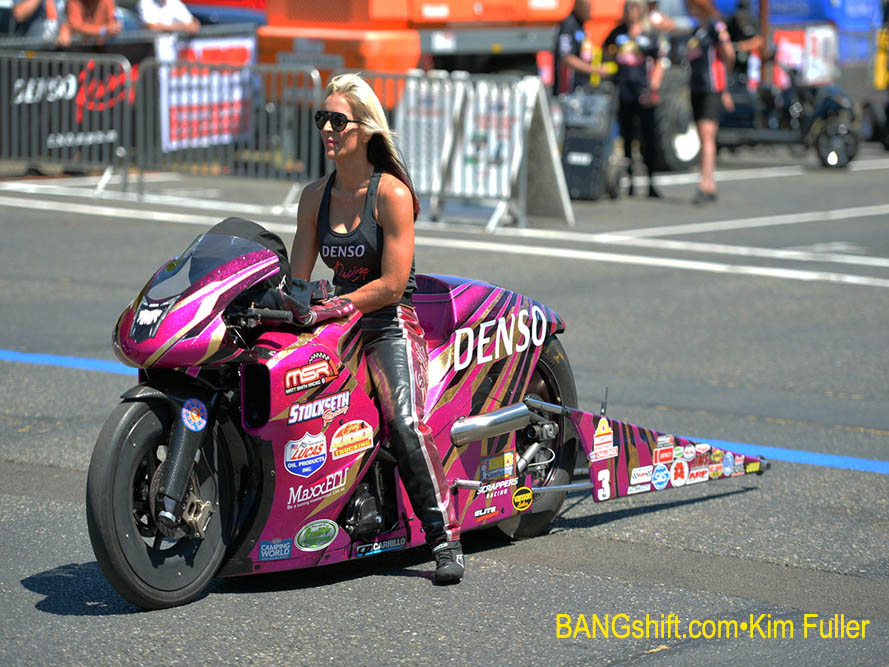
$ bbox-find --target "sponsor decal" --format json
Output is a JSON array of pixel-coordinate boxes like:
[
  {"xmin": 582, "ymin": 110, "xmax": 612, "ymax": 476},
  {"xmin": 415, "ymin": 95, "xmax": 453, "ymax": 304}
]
[
  {"xmin": 710, "ymin": 449, "xmax": 724, "ymax": 463},
  {"xmin": 695, "ymin": 443, "xmax": 711, "ymax": 454},
  {"xmin": 294, "ymin": 519, "xmax": 339, "ymax": 551},
  {"xmin": 709, "ymin": 463, "xmax": 723, "ymax": 480},
  {"xmin": 627, "ymin": 483, "xmax": 651, "ymax": 495},
  {"xmin": 587, "ymin": 418, "xmax": 618, "ymax": 461},
  {"xmin": 285, "ymin": 352, "xmax": 338, "ymax": 395},
  {"xmin": 683, "ymin": 444, "xmax": 696, "ymax": 460},
  {"xmin": 692, "ymin": 448, "xmax": 711, "ymax": 469},
  {"xmin": 474, "ymin": 505, "xmax": 499, "ymax": 521},
  {"xmin": 330, "ymin": 420, "xmax": 374, "ymax": 460},
  {"xmin": 652, "ymin": 464, "xmax": 670, "ymax": 490},
  {"xmin": 480, "ymin": 452, "xmax": 516, "ymax": 481},
  {"xmin": 288, "ymin": 391, "xmax": 350, "ymax": 426},
  {"xmin": 630, "ymin": 465, "xmax": 653, "ymax": 485},
  {"xmin": 673, "ymin": 445, "xmax": 684, "ymax": 460},
  {"xmin": 653, "ymin": 447, "xmax": 674, "ymax": 465},
  {"xmin": 479, "ymin": 476, "xmax": 518, "ymax": 498},
  {"xmin": 657, "ymin": 434, "xmax": 675, "ymax": 447},
  {"xmin": 284, "ymin": 433, "xmax": 327, "ymax": 478},
  {"xmin": 355, "ymin": 536, "xmax": 406, "ymax": 558},
  {"xmin": 745, "ymin": 460, "xmax": 761, "ymax": 474},
  {"xmin": 181, "ymin": 398, "xmax": 208, "ymax": 432},
  {"xmin": 258, "ymin": 538, "xmax": 292, "ymax": 561},
  {"xmin": 732, "ymin": 454, "xmax": 746, "ymax": 477},
  {"xmin": 321, "ymin": 244, "xmax": 366, "ymax": 258},
  {"xmin": 288, "ymin": 468, "xmax": 349, "ymax": 509},
  {"xmin": 453, "ymin": 305, "xmax": 548, "ymax": 372},
  {"xmin": 687, "ymin": 467, "xmax": 709, "ymax": 484},
  {"xmin": 722, "ymin": 452, "xmax": 735, "ymax": 476},
  {"xmin": 670, "ymin": 459, "xmax": 689, "ymax": 487},
  {"xmin": 512, "ymin": 486, "xmax": 533, "ymax": 511}
]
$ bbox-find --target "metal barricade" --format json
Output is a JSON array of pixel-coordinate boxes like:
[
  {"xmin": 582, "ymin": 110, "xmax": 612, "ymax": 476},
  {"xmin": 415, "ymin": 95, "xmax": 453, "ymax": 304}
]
[
  {"xmin": 0, "ymin": 50, "xmax": 133, "ymax": 190},
  {"xmin": 134, "ymin": 59, "xmax": 324, "ymax": 203}
]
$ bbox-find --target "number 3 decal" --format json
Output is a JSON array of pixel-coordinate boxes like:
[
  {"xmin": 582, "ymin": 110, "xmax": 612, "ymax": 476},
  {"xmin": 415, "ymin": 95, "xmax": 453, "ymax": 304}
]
[{"xmin": 596, "ymin": 469, "xmax": 611, "ymax": 501}]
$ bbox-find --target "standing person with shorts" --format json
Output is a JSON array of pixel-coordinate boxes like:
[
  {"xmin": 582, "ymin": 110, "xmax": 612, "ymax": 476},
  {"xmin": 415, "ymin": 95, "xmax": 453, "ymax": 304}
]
[
  {"xmin": 289, "ymin": 74, "xmax": 464, "ymax": 585},
  {"xmin": 685, "ymin": 0, "xmax": 734, "ymax": 204},
  {"xmin": 602, "ymin": 0, "xmax": 668, "ymax": 198}
]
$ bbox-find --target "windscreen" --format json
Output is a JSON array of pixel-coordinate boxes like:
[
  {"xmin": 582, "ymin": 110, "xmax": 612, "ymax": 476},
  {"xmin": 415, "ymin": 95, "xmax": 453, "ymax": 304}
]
[{"xmin": 145, "ymin": 233, "xmax": 269, "ymax": 301}]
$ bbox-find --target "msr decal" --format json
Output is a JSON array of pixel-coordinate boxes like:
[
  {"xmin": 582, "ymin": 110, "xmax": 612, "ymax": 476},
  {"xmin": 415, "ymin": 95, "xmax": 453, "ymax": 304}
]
[
  {"xmin": 452, "ymin": 306, "xmax": 547, "ymax": 371},
  {"xmin": 288, "ymin": 391, "xmax": 350, "ymax": 426},
  {"xmin": 285, "ymin": 352, "xmax": 338, "ymax": 395}
]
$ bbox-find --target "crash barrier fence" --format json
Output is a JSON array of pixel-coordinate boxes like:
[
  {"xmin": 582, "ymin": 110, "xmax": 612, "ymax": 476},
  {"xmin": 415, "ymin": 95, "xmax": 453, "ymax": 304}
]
[
  {"xmin": 0, "ymin": 50, "xmax": 574, "ymax": 229},
  {"xmin": 0, "ymin": 50, "xmax": 133, "ymax": 191}
]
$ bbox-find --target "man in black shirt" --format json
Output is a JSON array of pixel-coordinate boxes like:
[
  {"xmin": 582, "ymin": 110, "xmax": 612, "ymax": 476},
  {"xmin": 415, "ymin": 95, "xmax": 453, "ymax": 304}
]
[
  {"xmin": 553, "ymin": 0, "xmax": 594, "ymax": 95},
  {"xmin": 726, "ymin": 0, "xmax": 763, "ymax": 84}
]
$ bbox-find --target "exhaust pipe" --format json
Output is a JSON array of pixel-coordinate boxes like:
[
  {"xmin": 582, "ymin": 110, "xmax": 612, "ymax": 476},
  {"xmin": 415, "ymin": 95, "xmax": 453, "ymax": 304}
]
[{"xmin": 450, "ymin": 403, "xmax": 531, "ymax": 447}]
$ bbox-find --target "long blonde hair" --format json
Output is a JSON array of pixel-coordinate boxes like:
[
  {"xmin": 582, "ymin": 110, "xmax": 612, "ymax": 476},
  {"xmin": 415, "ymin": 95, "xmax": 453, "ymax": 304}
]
[{"xmin": 325, "ymin": 73, "xmax": 420, "ymax": 220}]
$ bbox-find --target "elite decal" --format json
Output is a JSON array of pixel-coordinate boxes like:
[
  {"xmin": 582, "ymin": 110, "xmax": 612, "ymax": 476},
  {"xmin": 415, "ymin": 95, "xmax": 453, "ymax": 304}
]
[{"xmin": 453, "ymin": 306, "xmax": 547, "ymax": 372}]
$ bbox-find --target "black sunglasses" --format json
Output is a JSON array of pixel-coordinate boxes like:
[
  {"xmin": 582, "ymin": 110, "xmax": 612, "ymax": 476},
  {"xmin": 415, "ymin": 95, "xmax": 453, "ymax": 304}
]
[{"xmin": 314, "ymin": 110, "xmax": 363, "ymax": 132}]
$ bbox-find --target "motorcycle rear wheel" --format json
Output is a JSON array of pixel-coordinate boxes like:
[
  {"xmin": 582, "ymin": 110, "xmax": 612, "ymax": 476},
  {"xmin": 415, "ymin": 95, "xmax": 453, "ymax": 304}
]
[
  {"xmin": 815, "ymin": 116, "xmax": 858, "ymax": 168},
  {"xmin": 86, "ymin": 400, "xmax": 233, "ymax": 610},
  {"xmin": 496, "ymin": 336, "xmax": 578, "ymax": 539}
]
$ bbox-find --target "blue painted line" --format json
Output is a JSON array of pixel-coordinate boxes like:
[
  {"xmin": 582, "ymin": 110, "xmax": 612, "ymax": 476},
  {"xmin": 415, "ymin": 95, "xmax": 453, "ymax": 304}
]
[
  {"xmin": 0, "ymin": 349, "xmax": 138, "ymax": 377},
  {"xmin": 686, "ymin": 436, "xmax": 889, "ymax": 476}
]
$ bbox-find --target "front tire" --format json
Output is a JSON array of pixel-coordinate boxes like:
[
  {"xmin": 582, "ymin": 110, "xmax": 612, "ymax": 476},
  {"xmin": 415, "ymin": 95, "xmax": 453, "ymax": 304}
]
[
  {"xmin": 86, "ymin": 400, "xmax": 234, "ymax": 610},
  {"xmin": 497, "ymin": 337, "xmax": 578, "ymax": 539}
]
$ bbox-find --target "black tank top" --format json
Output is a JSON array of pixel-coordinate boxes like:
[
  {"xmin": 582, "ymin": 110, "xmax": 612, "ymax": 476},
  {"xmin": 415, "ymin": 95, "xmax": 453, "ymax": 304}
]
[{"xmin": 317, "ymin": 170, "xmax": 416, "ymax": 304}]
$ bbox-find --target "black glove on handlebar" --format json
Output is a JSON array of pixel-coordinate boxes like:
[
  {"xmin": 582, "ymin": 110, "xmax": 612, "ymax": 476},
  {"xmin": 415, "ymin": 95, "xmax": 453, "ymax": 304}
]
[{"xmin": 294, "ymin": 297, "xmax": 355, "ymax": 326}]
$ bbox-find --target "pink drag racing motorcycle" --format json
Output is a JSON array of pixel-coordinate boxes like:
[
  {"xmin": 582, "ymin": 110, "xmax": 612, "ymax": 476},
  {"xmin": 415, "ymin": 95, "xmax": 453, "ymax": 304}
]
[{"xmin": 86, "ymin": 223, "xmax": 767, "ymax": 609}]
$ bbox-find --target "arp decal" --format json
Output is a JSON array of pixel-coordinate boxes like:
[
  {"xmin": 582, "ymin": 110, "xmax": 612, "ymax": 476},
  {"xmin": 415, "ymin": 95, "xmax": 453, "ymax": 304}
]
[
  {"xmin": 181, "ymin": 398, "xmax": 208, "ymax": 432},
  {"xmin": 294, "ymin": 519, "xmax": 339, "ymax": 552},
  {"xmin": 284, "ymin": 433, "xmax": 327, "ymax": 478},
  {"xmin": 284, "ymin": 352, "xmax": 338, "ymax": 395},
  {"xmin": 330, "ymin": 420, "xmax": 374, "ymax": 460},
  {"xmin": 687, "ymin": 467, "xmax": 709, "ymax": 484},
  {"xmin": 512, "ymin": 486, "xmax": 533, "ymax": 511},
  {"xmin": 480, "ymin": 452, "xmax": 516, "ymax": 481},
  {"xmin": 452, "ymin": 306, "xmax": 547, "ymax": 371},
  {"xmin": 288, "ymin": 391, "xmax": 350, "ymax": 426}
]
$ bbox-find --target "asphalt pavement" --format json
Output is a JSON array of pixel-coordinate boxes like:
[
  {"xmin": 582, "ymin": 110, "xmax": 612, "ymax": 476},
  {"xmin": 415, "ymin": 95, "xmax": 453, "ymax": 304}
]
[{"xmin": 1, "ymin": 143, "xmax": 888, "ymax": 665}]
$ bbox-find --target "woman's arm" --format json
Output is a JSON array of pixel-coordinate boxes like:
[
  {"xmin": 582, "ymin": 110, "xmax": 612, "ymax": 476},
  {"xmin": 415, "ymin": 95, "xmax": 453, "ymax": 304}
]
[
  {"xmin": 290, "ymin": 179, "xmax": 324, "ymax": 282},
  {"xmin": 342, "ymin": 173, "xmax": 415, "ymax": 314}
]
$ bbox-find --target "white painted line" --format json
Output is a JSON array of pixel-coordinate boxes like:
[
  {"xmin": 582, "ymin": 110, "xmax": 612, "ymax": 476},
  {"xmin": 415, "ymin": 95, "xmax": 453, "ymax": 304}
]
[
  {"xmin": 650, "ymin": 164, "xmax": 806, "ymax": 187},
  {"xmin": 3, "ymin": 194, "xmax": 887, "ymax": 288},
  {"xmin": 849, "ymin": 158, "xmax": 889, "ymax": 172},
  {"xmin": 25, "ymin": 172, "xmax": 181, "ymax": 187},
  {"xmin": 414, "ymin": 237, "xmax": 889, "ymax": 288}
]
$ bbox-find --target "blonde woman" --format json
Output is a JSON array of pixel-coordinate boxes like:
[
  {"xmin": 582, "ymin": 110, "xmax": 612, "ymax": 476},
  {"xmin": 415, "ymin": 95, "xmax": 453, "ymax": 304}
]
[
  {"xmin": 602, "ymin": 0, "xmax": 668, "ymax": 197},
  {"xmin": 290, "ymin": 74, "xmax": 463, "ymax": 584}
]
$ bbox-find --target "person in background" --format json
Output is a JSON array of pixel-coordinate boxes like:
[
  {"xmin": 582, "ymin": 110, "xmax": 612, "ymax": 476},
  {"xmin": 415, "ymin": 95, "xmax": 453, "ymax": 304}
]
[
  {"xmin": 65, "ymin": 0, "xmax": 120, "ymax": 43},
  {"xmin": 648, "ymin": 0, "xmax": 677, "ymax": 33},
  {"xmin": 726, "ymin": 0, "xmax": 764, "ymax": 85},
  {"xmin": 684, "ymin": 0, "xmax": 734, "ymax": 204},
  {"xmin": 137, "ymin": 0, "xmax": 199, "ymax": 34},
  {"xmin": 553, "ymin": 0, "xmax": 595, "ymax": 95},
  {"xmin": 11, "ymin": 0, "xmax": 71, "ymax": 45},
  {"xmin": 602, "ymin": 0, "xmax": 668, "ymax": 198}
]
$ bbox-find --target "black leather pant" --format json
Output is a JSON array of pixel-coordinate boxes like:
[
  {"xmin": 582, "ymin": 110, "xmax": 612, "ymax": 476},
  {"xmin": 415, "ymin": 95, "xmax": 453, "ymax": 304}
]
[
  {"xmin": 618, "ymin": 99, "xmax": 658, "ymax": 178},
  {"xmin": 361, "ymin": 305, "xmax": 460, "ymax": 547}
]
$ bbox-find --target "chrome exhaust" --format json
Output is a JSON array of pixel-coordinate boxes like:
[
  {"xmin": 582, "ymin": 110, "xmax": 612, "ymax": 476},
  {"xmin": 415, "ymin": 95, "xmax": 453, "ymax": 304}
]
[{"xmin": 450, "ymin": 403, "xmax": 531, "ymax": 447}]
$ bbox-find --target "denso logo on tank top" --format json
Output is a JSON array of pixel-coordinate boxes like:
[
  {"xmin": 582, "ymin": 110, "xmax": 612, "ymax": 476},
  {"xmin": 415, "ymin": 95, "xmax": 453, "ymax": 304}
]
[
  {"xmin": 320, "ymin": 243, "xmax": 373, "ymax": 283},
  {"xmin": 321, "ymin": 245, "xmax": 367, "ymax": 258}
]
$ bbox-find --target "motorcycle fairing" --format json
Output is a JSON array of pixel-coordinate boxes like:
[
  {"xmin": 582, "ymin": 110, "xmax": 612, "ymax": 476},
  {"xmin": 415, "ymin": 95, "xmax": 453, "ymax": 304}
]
[
  {"xmin": 567, "ymin": 407, "xmax": 764, "ymax": 501},
  {"xmin": 414, "ymin": 274, "xmax": 564, "ymax": 525}
]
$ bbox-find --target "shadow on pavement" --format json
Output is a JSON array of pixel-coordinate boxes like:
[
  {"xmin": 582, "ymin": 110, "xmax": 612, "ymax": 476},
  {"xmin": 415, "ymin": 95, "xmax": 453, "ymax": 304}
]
[{"xmin": 21, "ymin": 562, "xmax": 140, "ymax": 616}]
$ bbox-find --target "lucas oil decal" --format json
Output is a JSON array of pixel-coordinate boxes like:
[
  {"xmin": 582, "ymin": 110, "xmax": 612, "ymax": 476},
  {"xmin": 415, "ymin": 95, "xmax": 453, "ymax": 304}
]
[
  {"xmin": 284, "ymin": 433, "xmax": 327, "ymax": 478},
  {"xmin": 285, "ymin": 352, "xmax": 338, "ymax": 395},
  {"xmin": 453, "ymin": 306, "xmax": 547, "ymax": 371}
]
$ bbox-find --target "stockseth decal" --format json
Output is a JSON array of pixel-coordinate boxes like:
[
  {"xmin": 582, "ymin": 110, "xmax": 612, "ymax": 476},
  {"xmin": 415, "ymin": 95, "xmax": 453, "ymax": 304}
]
[
  {"xmin": 284, "ymin": 433, "xmax": 327, "ymax": 478},
  {"xmin": 294, "ymin": 519, "xmax": 339, "ymax": 551},
  {"xmin": 452, "ymin": 305, "xmax": 547, "ymax": 372},
  {"xmin": 355, "ymin": 536, "xmax": 406, "ymax": 558},
  {"xmin": 512, "ymin": 486, "xmax": 533, "ymax": 511},
  {"xmin": 285, "ymin": 352, "xmax": 338, "ymax": 395},
  {"xmin": 258, "ymin": 539, "xmax": 292, "ymax": 561},
  {"xmin": 287, "ymin": 468, "xmax": 349, "ymax": 509},
  {"xmin": 181, "ymin": 398, "xmax": 208, "ymax": 432},
  {"xmin": 330, "ymin": 420, "xmax": 374, "ymax": 460},
  {"xmin": 288, "ymin": 391, "xmax": 350, "ymax": 426},
  {"xmin": 480, "ymin": 452, "xmax": 515, "ymax": 481}
]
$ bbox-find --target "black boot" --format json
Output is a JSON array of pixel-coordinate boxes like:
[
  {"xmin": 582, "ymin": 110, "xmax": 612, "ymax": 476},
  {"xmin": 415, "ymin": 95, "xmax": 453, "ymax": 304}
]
[{"xmin": 432, "ymin": 541, "xmax": 464, "ymax": 585}]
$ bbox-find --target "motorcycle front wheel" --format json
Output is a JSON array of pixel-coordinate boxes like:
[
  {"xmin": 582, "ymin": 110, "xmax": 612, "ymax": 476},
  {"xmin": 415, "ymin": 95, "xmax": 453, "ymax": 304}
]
[{"xmin": 86, "ymin": 400, "xmax": 234, "ymax": 610}]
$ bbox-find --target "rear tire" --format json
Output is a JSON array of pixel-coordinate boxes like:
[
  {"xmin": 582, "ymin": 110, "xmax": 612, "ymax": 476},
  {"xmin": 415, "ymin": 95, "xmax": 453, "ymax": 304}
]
[
  {"xmin": 815, "ymin": 115, "xmax": 858, "ymax": 168},
  {"xmin": 653, "ymin": 70, "xmax": 701, "ymax": 172},
  {"xmin": 496, "ymin": 337, "xmax": 578, "ymax": 539},
  {"xmin": 86, "ymin": 400, "xmax": 234, "ymax": 610}
]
